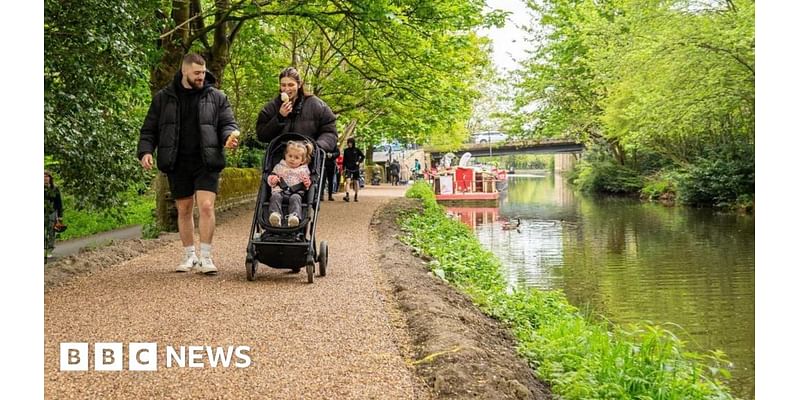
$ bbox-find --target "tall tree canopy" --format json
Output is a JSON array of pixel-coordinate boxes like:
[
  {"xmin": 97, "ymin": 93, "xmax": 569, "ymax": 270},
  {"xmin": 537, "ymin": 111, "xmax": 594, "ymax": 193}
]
[
  {"xmin": 510, "ymin": 0, "xmax": 754, "ymax": 167},
  {"xmin": 45, "ymin": 0, "xmax": 503, "ymax": 208}
]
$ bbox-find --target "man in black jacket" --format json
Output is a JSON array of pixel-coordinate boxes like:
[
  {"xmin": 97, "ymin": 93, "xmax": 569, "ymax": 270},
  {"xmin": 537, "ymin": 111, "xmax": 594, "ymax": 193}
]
[
  {"xmin": 137, "ymin": 53, "xmax": 240, "ymax": 275},
  {"xmin": 342, "ymin": 138, "xmax": 365, "ymax": 202}
]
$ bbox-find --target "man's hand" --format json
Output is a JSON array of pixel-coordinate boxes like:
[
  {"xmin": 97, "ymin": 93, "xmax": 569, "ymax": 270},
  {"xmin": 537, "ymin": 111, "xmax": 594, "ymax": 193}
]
[
  {"xmin": 225, "ymin": 131, "xmax": 240, "ymax": 149},
  {"xmin": 302, "ymin": 176, "xmax": 311, "ymax": 189},
  {"xmin": 268, "ymin": 175, "xmax": 279, "ymax": 187},
  {"xmin": 140, "ymin": 154, "xmax": 153, "ymax": 170}
]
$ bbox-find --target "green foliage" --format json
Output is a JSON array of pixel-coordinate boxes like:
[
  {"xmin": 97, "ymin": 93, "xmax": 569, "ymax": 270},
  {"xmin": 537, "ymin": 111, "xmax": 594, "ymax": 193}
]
[
  {"xmin": 641, "ymin": 173, "xmax": 676, "ymax": 202},
  {"xmin": 571, "ymin": 160, "xmax": 644, "ymax": 195},
  {"xmin": 225, "ymin": 146, "xmax": 265, "ymax": 169},
  {"xmin": 45, "ymin": 0, "xmax": 160, "ymax": 209},
  {"xmin": 510, "ymin": 0, "xmax": 754, "ymax": 207},
  {"xmin": 399, "ymin": 184, "xmax": 736, "ymax": 399},
  {"xmin": 59, "ymin": 189, "xmax": 155, "ymax": 240},
  {"xmin": 673, "ymin": 145, "xmax": 754, "ymax": 209},
  {"xmin": 223, "ymin": 3, "xmax": 494, "ymax": 150}
]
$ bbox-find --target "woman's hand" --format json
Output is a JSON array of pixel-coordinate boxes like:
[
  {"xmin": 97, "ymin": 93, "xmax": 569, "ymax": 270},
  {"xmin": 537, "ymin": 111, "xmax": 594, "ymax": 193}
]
[
  {"xmin": 279, "ymin": 101, "xmax": 293, "ymax": 117},
  {"xmin": 268, "ymin": 175, "xmax": 279, "ymax": 187},
  {"xmin": 302, "ymin": 176, "xmax": 311, "ymax": 188}
]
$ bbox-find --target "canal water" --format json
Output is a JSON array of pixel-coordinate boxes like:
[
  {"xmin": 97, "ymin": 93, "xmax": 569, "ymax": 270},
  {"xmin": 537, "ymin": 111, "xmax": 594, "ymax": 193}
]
[{"xmin": 447, "ymin": 173, "xmax": 755, "ymax": 399}]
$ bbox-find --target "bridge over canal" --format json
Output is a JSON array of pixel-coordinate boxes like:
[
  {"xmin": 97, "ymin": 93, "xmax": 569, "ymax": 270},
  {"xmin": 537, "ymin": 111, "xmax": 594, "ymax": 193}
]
[{"xmin": 425, "ymin": 139, "xmax": 584, "ymax": 159}]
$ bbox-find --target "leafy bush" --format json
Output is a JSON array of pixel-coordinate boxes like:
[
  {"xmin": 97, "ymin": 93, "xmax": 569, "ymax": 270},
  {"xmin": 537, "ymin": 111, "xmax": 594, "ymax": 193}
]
[
  {"xmin": 572, "ymin": 160, "xmax": 644, "ymax": 195},
  {"xmin": 641, "ymin": 173, "xmax": 677, "ymax": 201},
  {"xmin": 674, "ymin": 148, "xmax": 754, "ymax": 209},
  {"xmin": 226, "ymin": 145, "xmax": 266, "ymax": 169},
  {"xmin": 399, "ymin": 182, "xmax": 735, "ymax": 399}
]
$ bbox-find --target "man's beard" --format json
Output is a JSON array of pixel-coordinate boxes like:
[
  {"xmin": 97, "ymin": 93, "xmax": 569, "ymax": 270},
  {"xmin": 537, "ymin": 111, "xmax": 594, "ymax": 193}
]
[{"xmin": 189, "ymin": 78, "xmax": 204, "ymax": 89}]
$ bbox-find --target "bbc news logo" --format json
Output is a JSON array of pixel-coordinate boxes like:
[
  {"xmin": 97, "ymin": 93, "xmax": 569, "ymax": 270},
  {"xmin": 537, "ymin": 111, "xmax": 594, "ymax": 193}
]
[{"xmin": 60, "ymin": 343, "xmax": 252, "ymax": 371}]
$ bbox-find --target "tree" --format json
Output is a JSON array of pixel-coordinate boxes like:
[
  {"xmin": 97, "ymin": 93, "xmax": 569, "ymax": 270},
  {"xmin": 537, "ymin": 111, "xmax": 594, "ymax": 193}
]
[
  {"xmin": 45, "ymin": 0, "xmax": 161, "ymax": 208},
  {"xmin": 511, "ymin": 0, "xmax": 753, "ymax": 202}
]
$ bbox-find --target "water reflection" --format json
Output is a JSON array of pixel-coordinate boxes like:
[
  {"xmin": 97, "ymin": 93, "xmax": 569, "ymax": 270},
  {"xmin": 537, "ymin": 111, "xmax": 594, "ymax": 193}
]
[{"xmin": 447, "ymin": 174, "xmax": 755, "ymax": 399}]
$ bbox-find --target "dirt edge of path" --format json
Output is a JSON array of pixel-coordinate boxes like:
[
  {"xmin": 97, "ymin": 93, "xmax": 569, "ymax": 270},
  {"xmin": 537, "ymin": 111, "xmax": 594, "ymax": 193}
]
[
  {"xmin": 44, "ymin": 203, "xmax": 256, "ymax": 291},
  {"xmin": 370, "ymin": 198, "xmax": 552, "ymax": 400}
]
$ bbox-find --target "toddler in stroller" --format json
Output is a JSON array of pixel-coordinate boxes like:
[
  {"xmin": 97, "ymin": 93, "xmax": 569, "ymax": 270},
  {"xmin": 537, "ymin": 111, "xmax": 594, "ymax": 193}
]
[
  {"xmin": 246, "ymin": 133, "xmax": 329, "ymax": 283},
  {"xmin": 267, "ymin": 140, "xmax": 313, "ymax": 227}
]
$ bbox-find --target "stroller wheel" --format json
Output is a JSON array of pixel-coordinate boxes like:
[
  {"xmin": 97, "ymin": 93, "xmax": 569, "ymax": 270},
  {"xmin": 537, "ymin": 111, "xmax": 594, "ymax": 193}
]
[
  {"xmin": 306, "ymin": 263, "xmax": 315, "ymax": 283},
  {"xmin": 318, "ymin": 241, "xmax": 328, "ymax": 277},
  {"xmin": 246, "ymin": 257, "xmax": 258, "ymax": 281}
]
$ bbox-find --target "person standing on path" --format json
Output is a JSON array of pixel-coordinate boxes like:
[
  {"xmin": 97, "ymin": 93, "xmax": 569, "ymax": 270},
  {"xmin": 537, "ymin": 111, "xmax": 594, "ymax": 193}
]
[
  {"xmin": 389, "ymin": 160, "xmax": 400, "ymax": 186},
  {"xmin": 321, "ymin": 145, "xmax": 340, "ymax": 201},
  {"xmin": 44, "ymin": 171, "xmax": 63, "ymax": 259},
  {"xmin": 137, "ymin": 53, "xmax": 240, "ymax": 275},
  {"xmin": 342, "ymin": 137, "xmax": 365, "ymax": 202},
  {"xmin": 255, "ymin": 67, "xmax": 338, "ymax": 154}
]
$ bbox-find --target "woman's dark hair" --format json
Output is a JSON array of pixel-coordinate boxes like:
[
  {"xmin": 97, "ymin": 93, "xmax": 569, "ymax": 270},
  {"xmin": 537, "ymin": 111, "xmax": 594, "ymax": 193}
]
[
  {"xmin": 279, "ymin": 67, "xmax": 306, "ymax": 96},
  {"xmin": 44, "ymin": 170, "xmax": 56, "ymax": 189},
  {"xmin": 347, "ymin": 138, "xmax": 355, "ymax": 147}
]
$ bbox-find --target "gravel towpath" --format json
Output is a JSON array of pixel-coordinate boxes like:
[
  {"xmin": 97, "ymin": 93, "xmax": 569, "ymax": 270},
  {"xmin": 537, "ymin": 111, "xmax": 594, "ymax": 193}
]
[{"xmin": 45, "ymin": 185, "xmax": 429, "ymax": 399}]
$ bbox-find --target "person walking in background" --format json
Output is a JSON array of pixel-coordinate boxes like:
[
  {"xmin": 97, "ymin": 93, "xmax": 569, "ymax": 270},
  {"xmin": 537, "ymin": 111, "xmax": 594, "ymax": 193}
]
[
  {"xmin": 342, "ymin": 137, "xmax": 365, "ymax": 202},
  {"xmin": 256, "ymin": 67, "xmax": 338, "ymax": 153},
  {"xmin": 137, "ymin": 53, "xmax": 240, "ymax": 275},
  {"xmin": 322, "ymin": 145, "xmax": 340, "ymax": 201},
  {"xmin": 336, "ymin": 151, "xmax": 344, "ymax": 192},
  {"xmin": 44, "ymin": 171, "xmax": 63, "ymax": 259},
  {"xmin": 413, "ymin": 158, "xmax": 422, "ymax": 180},
  {"xmin": 389, "ymin": 160, "xmax": 400, "ymax": 186}
]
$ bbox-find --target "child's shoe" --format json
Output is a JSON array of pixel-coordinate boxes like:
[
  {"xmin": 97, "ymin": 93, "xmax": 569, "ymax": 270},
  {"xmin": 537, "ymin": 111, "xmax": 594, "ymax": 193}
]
[
  {"xmin": 287, "ymin": 214, "xmax": 299, "ymax": 227},
  {"xmin": 269, "ymin": 212, "xmax": 282, "ymax": 226}
]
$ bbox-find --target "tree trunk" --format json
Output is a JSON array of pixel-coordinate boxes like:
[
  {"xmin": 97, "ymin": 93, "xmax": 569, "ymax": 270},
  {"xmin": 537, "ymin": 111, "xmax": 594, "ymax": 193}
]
[
  {"xmin": 206, "ymin": 0, "xmax": 232, "ymax": 86},
  {"xmin": 150, "ymin": 0, "xmax": 190, "ymax": 95}
]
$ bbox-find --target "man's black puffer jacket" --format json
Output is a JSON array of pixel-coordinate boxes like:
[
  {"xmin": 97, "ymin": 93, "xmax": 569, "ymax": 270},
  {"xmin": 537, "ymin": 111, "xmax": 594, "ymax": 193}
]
[
  {"xmin": 137, "ymin": 71, "xmax": 239, "ymax": 173},
  {"xmin": 255, "ymin": 94, "xmax": 338, "ymax": 153}
]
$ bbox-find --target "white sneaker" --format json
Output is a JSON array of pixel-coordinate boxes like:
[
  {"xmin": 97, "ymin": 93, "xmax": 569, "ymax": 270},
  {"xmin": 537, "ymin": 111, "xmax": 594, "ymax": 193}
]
[
  {"xmin": 195, "ymin": 256, "xmax": 218, "ymax": 275},
  {"xmin": 269, "ymin": 212, "xmax": 282, "ymax": 226},
  {"xmin": 176, "ymin": 254, "xmax": 198, "ymax": 272},
  {"xmin": 287, "ymin": 214, "xmax": 299, "ymax": 227}
]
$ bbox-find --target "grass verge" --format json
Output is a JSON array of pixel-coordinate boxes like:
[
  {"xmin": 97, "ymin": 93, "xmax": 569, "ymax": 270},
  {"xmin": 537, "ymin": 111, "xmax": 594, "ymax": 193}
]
[{"xmin": 58, "ymin": 190, "xmax": 154, "ymax": 241}]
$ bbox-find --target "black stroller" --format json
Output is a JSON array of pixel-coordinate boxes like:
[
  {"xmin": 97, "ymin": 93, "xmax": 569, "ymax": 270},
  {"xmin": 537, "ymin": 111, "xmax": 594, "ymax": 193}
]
[{"xmin": 245, "ymin": 132, "xmax": 329, "ymax": 283}]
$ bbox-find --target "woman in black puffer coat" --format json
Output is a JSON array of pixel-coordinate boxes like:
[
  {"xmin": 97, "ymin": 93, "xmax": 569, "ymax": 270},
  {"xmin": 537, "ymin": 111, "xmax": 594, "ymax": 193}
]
[{"xmin": 256, "ymin": 67, "xmax": 338, "ymax": 153}]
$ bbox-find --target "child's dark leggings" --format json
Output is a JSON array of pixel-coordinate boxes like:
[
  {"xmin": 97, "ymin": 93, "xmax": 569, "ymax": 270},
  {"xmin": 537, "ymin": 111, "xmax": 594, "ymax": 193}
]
[{"xmin": 268, "ymin": 192, "xmax": 303, "ymax": 221}]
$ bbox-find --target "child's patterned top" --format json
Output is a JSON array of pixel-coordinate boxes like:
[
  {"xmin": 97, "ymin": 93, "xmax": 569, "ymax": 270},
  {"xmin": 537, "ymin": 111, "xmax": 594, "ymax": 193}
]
[{"xmin": 271, "ymin": 160, "xmax": 310, "ymax": 192}]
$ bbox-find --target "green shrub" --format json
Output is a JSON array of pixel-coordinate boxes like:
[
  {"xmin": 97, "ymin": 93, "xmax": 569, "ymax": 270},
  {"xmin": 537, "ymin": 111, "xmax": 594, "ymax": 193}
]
[
  {"xmin": 674, "ymin": 151, "xmax": 754, "ymax": 209},
  {"xmin": 641, "ymin": 173, "xmax": 677, "ymax": 201},
  {"xmin": 572, "ymin": 160, "xmax": 644, "ymax": 195},
  {"xmin": 399, "ymin": 183, "xmax": 735, "ymax": 399}
]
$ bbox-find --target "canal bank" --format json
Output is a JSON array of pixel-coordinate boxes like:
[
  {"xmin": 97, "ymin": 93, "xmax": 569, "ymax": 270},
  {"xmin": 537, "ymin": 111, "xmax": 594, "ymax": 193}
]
[
  {"xmin": 403, "ymin": 182, "xmax": 740, "ymax": 399},
  {"xmin": 459, "ymin": 174, "xmax": 754, "ymax": 399}
]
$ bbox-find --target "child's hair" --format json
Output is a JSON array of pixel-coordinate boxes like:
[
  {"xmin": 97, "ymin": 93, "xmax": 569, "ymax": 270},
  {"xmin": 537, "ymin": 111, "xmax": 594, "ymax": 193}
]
[{"xmin": 285, "ymin": 140, "xmax": 314, "ymax": 164}]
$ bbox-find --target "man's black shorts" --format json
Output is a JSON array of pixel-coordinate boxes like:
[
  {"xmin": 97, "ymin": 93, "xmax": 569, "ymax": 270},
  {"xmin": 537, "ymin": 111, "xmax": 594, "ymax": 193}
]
[
  {"xmin": 345, "ymin": 168, "xmax": 360, "ymax": 180},
  {"xmin": 167, "ymin": 157, "xmax": 220, "ymax": 199}
]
